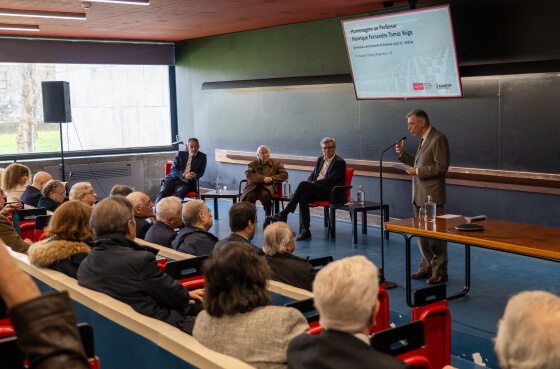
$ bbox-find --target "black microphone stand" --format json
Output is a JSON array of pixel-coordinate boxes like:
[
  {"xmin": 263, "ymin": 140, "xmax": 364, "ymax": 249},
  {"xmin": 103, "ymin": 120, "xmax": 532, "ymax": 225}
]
[{"xmin": 378, "ymin": 139, "xmax": 404, "ymax": 289}]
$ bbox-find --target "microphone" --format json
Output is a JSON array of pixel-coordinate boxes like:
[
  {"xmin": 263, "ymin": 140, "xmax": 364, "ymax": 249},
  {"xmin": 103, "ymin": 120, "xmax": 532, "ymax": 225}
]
[{"xmin": 381, "ymin": 136, "xmax": 406, "ymax": 154}]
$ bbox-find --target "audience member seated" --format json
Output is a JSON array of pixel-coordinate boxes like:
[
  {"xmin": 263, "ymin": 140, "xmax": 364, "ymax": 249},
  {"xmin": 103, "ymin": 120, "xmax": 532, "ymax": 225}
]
[
  {"xmin": 263, "ymin": 222, "xmax": 316, "ymax": 292},
  {"xmin": 267, "ymin": 137, "xmax": 346, "ymax": 241},
  {"xmin": 2, "ymin": 163, "xmax": 31, "ymax": 202},
  {"xmin": 0, "ymin": 242, "xmax": 90, "ymax": 368},
  {"xmin": 20, "ymin": 171, "xmax": 52, "ymax": 208},
  {"xmin": 69, "ymin": 182, "xmax": 97, "ymax": 207},
  {"xmin": 27, "ymin": 201, "xmax": 93, "ymax": 278},
  {"xmin": 37, "ymin": 180, "xmax": 66, "ymax": 212},
  {"xmin": 155, "ymin": 137, "xmax": 207, "ymax": 204},
  {"xmin": 77, "ymin": 196, "xmax": 203, "ymax": 334},
  {"xmin": 193, "ymin": 242, "xmax": 308, "ymax": 369},
  {"xmin": 145, "ymin": 197, "xmax": 183, "ymax": 248},
  {"xmin": 0, "ymin": 188, "xmax": 32, "ymax": 254},
  {"xmin": 240, "ymin": 145, "xmax": 288, "ymax": 228},
  {"xmin": 172, "ymin": 199, "xmax": 218, "ymax": 256},
  {"xmin": 109, "ymin": 184, "xmax": 135, "ymax": 197},
  {"xmin": 494, "ymin": 290, "xmax": 560, "ymax": 369},
  {"xmin": 214, "ymin": 202, "xmax": 264, "ymax": 255},
  {"xmin": 287, "ymin": 256, "xmax": 414, "ymax": 369},
  {"xmin": 127, "ymin": 191, "xmax": 155, "ymax": 240}
]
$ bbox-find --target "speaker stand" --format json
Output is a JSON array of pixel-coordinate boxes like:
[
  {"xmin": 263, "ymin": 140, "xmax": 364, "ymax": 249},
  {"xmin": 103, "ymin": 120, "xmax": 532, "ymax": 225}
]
[{"xmin": 58, "ymin": 123, "xmax": 66, "ymax": 182}]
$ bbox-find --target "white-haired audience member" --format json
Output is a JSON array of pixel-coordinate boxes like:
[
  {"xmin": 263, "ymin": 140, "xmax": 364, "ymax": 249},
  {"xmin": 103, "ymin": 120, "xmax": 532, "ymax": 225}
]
[
  {"xmin": 287, "ymin": 256, "xmax": 414, "ymax": 369},
  {"xmin": 127, "ymin": 191, "xmax": 155, "ymax": 239},
  {"xmin": 171, "ymin": 199, "xmax": 218, "ymax": 256},
  {"xmin": 263, "ymin": 222, "xmax": 315, "ymax": 291},
  {"xmin": 144, "ymin": 196, "xmax": 183, "ymax": 248},
  {"xmin": 494, "ymin": 290, "xmax": 560, "ymax": 369},
  {"xmin": 69, "ymin": 182, "xmax": 97, "ymax": 207}
]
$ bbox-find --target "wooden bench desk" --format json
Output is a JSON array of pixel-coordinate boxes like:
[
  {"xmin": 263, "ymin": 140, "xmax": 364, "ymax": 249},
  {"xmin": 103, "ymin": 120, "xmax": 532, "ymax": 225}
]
[{"xmin": 385, "ymin": 216, "xmax": 560, "ymax": 307}]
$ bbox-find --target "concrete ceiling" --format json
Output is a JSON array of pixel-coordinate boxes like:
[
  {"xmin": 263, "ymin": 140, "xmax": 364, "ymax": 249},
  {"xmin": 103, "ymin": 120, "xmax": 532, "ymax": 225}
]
[{"xmin": 0, "ymin": 0, "xmax": 438, "ymax": 42}]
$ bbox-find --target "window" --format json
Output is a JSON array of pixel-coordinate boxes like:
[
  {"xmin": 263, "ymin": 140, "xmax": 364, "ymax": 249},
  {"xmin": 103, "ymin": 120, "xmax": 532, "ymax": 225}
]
[{"xmin": 0, "ymin": 63, "xmax": 173, "ymax": 155}]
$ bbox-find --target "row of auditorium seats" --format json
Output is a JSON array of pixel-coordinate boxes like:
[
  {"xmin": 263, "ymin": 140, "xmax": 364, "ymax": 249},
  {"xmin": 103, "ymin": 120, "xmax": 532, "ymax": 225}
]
[
  {"xmin": 8, "ymin": 208, "xmax": 51, "ymax": 242},
  {"xmin": 285, "ymin": 283, "xmax": 451, "ymax": 369},
  {"xmin": 5, "ymin": 243, "xmax": 312, "ymax": 369}
]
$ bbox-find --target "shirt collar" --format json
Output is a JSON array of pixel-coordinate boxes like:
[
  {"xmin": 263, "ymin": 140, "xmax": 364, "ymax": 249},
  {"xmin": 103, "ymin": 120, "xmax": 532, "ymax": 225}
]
[
  {"xmin": 421, "ymin": 126, "xmax": 432, "ymax": 142},
  {"xmin": 354, "ymin": 332, "xmax": 370, "ymax": 346}
]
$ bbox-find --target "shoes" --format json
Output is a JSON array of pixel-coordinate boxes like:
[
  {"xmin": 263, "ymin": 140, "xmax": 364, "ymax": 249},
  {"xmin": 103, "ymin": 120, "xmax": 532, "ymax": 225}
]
[
  {"xmin": 411, "ymin": 271, "xmax": 431, "ymax": 279},
  {"xmin": 296, "ymin": 228, "xmax": 312, "ymax": 241},
  {"xmin": 266, "ymin": 212, "xmax": 287, "ymax": 223},
  {"xmin": 427, "ymin": 275, "xmax": 448, "ymax": 285}
]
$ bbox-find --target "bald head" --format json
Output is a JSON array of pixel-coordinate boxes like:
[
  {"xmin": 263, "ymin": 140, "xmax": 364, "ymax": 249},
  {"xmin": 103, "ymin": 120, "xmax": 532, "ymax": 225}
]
[
  {"xmin": 257, "ymin": 145, "xmax": 271, "ymax": 163},
  {"xmin": 32, "ymin": 172, "xmax": 52, "ymax": 190}
]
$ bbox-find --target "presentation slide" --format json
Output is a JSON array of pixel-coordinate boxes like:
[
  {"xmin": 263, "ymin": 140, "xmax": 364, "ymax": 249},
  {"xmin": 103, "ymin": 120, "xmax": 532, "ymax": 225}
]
[{"xmin": 342, "ymin": 6, "xmax": 462, "ymax": 99}]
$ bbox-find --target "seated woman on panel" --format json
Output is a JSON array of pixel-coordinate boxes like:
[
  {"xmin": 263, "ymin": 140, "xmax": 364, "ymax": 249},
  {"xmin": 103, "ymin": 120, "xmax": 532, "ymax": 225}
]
[
  {"xmin": 37, "ymin": 180, "xmax": 66, "ymax": 212},
  {"xmin": 263, "ymin": 222, "xmax": 316, "ymax": 292},
  {"xmin": 28, "ymin": 200, "xmax": 93, "ymax": 278},
  {"xmin": 1, "ymin": 163, "xmax": 30, "ymax": 202},
  {"xmin": 193, "ymin": 241, "xmax": 308, "ymax": 369},
  {"xmin": 240, "ymin": 145, "xmax": 288, "ymax": 228}
]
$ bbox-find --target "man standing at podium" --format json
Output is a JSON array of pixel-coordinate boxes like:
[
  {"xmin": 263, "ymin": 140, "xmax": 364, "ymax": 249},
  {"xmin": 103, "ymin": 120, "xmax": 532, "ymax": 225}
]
[{"xmin": 396, "ymin": 109, "xmax": 450, "ymax": 285}]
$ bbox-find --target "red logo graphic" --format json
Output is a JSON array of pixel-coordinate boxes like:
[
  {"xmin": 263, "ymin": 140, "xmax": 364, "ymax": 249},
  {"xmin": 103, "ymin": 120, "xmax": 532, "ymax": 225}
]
[{"xmin": 413, "ymin": 83, "xmax": 424, "ymax": 91}]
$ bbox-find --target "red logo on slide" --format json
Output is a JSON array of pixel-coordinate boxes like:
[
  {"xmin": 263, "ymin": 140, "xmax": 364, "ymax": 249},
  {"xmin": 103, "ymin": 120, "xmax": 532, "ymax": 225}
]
[{"xmin": 413, "ymin": 83, "xmax": 424, "ymax": 91}]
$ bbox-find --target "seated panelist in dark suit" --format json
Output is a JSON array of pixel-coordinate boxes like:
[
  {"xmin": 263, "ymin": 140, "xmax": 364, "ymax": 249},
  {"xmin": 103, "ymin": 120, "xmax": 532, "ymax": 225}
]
[
  {"xmin": 240, "ymin": 145, "xmax": 288, "ymax": 224},
  {"xmin": 20, "ymin": 171, "xmax": 52, "ymax": 207},
  {"xmin": 268, "ymin": 137, "xmax": 346, "ymax": 241},
  {"xmin": 214, "ymin": 202, "xmax": 264, "ymax": 256},
  {"xmin": 156, "ymin": 138, "xmax": 207, "ymax": 204},
  {"xmin": 287, "ymin": 256, "xmax": 414, "ymax": 369},
  {"xmin": 144, "ymin": 197, "xmax": 183, "ymax": 248},
  {"xmin": 172, "ymin": 199, "xmax": 218, "ymax": 256},
  {"xmin": 263, "ymin": 222, "xmax": 316, "ymax": 292}
]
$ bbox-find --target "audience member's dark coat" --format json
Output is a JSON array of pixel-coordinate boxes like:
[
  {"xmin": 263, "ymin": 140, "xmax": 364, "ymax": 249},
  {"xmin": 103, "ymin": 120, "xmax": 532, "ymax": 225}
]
[
  {"xmin": 37, "ymin": 196, "xmax": 61, "ymax": 212},
  {"xmin": 28, "ymin": 239, "xmax": 92, "ymax": 279},
  {"xmin": 265, "ymin": 253, "xmax": 316, "ymax": 292},
  {"xmin": 134, "ymin": 216, "xmax": 152, "ymax": 239},
  {"xmin": 215, "ymin": 233, "xmax": 264, "ymax": 256},
  {"xmin": 288, "ymin": 329, "xmax": 415, "ymax": 369},
  {"xmin": 144, "ymin": 220, "xmax": 177, "ymax": 248},
  {"xmin": 20, "ymin": 185, "xmax": 42, "ymax": 207},
  {"xmin": 77, "ymin": 233, "xmax": 194, "ymax": 334},
  {"xmin": 172, "ymin": 226, "xmax": 218, "ymax": 256}
]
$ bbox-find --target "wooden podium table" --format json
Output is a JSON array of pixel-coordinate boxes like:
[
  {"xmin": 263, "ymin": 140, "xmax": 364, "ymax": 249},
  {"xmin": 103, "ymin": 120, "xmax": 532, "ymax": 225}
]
[{"xmin": 384, "ymin": 216, "xmax": 560, "ymax": 307}]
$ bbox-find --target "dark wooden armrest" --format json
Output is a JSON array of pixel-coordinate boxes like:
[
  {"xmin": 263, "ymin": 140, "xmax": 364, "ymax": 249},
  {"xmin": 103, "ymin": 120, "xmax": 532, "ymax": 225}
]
[{"xmin": 330, "ymin": 185, "xmax": 352, "ymax": 203}]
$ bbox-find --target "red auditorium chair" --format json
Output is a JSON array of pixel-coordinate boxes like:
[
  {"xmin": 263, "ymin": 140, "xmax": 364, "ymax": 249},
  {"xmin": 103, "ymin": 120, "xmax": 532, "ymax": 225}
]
[
  {"xmin": 0, "ymin": 318, "xmax": 15, "ymax": 339},
  {"xmin": 12, "ymin": 209, "xmax": 47, "ymax": 242},
  {"xmin": 165, "ymin": 255, "xmax": 208, "ymax": 289},
  {"xmin": 34, "ymin": 214, "xmax": 52, "ymax": 242},
  {"xmin": 162, "ymin": 161, "xmax": 199, "ymax": 200},
  {"xmin": 300, "ymin": 168, "xmax": 354, "ymax": 237},
  {"xmin": 156, "ymin": 257, "xmax": 168, "ymax": 273},
  {"xmin": 411, "ymin": 285, "xmax": 451, "ymax": 368}
]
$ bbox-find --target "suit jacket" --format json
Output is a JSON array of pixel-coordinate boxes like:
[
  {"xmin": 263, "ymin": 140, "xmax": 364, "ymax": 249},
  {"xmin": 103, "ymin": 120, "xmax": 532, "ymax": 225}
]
[
  {"xmin": 37, "ymin": 196, "xmax": 61, "ymax": 212},
  {"xmin": 165, "ymin": 150, "xmax": 207, "ymax": 181},
  {"xmin": 20, "ymin": 185, "xmax": 42, "ymax": 207},
  {"xmin": 398, "ymin": 127, "xmax": 449, "ymax": 206},
  {"xmin": 265, "ymin": 253, "xmax": 316, "ymax": 292},
  {"xmin": 144, "ymin": 220, "xmax": 177, "ymax": 248},
  {"xmin": 215, "ymin": 233, "xmax": 264, "ymax": 256},
  {"xmin": 134, "ymin": 216, "xmax": 152, "ymax": 240},
  {"xmin": 307, "ymin": 155, "xmax": 347, "ymax": 203},
  {"xmin": 241, "ymin": 159, "xmax": 288, "ymax": 201},
  {"xmin": 0, "ymin": 214, "xmax": 29, "ymax": 254},
  {"xmin": 287, "ymin": 330, "xmax": 415, "ymax": 369},
  {"xmin": 194, "ymin": 306, "xmax": 308, "ymax": 369}
]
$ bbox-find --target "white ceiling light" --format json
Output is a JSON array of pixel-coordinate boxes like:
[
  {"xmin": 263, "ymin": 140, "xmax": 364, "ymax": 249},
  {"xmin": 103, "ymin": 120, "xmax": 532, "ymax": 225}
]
[
  {"xmin": 85, "ymin": 0, "xmax": 150, "ymax": 5},
  {"xmin": 0, "ymin": 23, "xmax": 40, "ymax": 31},
  {"xmin": 0, "ymin": 8, "xmax": 86, "ymax": 20}
]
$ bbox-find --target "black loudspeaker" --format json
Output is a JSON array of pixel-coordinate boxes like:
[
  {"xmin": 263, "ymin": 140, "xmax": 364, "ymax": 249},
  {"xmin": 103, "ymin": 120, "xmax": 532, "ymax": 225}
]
[{"xmin": 41, "ymin": 81, "xmax": 72, "ymax": 123}]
